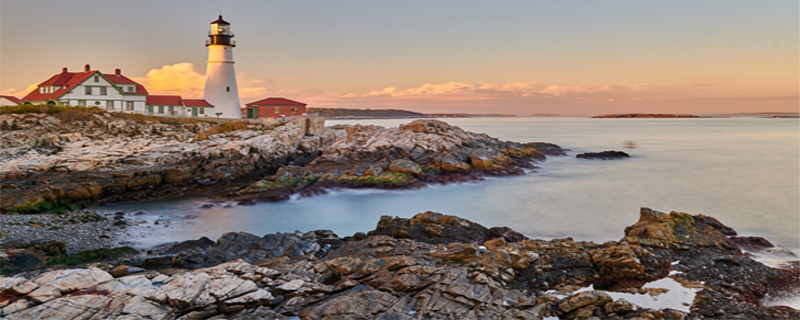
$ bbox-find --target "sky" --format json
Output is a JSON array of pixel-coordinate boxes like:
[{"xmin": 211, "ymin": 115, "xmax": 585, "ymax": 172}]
[{"xmin": 1, "ymin": 0, "xmax": 798, "ymax": 115}]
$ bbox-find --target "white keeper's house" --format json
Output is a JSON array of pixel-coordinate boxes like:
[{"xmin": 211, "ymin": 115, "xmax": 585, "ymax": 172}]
[{"xmin": 20, "ymin": 64, "xmax": 216, "ymax": 117}]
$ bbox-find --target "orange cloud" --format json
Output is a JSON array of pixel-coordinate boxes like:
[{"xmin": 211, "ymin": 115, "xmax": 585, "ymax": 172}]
[
  {"xmin": 133, "ymin": 63, "xmax": 206, "ymax": 98},
  {"xmin": 1, "ymin": 83, "xmax": 38, "ymax": 98},
  {"xmin": 133, "ymin": 63, "xmax": 275, "ymax": 103}
]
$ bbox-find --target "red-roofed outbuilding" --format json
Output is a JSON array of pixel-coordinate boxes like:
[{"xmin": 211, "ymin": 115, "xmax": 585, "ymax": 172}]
[{"xmin": 244, "ymin": 97, "xmax": 307, "ymax": 119}]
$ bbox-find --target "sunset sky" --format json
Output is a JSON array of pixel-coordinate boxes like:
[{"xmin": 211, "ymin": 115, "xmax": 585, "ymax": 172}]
[{"xmin": 1, "ymin": 1, "xmax": 797, "ymax": 115}]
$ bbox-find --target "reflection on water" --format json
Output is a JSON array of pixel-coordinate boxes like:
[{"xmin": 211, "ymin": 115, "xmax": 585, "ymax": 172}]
[{"xmin": 101, "ymin": 117, "xmax": 800, "ymax": 257}]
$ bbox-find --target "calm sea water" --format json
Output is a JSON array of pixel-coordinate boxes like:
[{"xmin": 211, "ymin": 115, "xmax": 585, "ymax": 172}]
[{"xmin": 103, "ymin": 117, "xmax": 800, "ymax": 256}]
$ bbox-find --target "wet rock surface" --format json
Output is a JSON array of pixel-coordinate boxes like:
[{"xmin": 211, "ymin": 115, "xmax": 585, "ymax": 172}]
[{"xmin": 1, "ymin": 209, "xmax": 797, "ymax": 319}]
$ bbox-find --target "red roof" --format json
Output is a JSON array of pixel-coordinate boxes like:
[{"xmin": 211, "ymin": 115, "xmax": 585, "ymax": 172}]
[
  {"xmin": 1, "ymin": 95, "xmax": 21, "ymax": 104},
  {"xmin": 23, "ymin": 71, "xmax": 96, "ymax": 102},
  {"xmin": 183, "ymin": 99, "xmax": 214, "ymax": 107},
  {"xmin": 246, "ymin": 97, "xmax": 306, "ymax": 107},
  {"xmin": 21, "ymin": 69, "xmax": 148, "ymax": 102},
  {"xmin": 146, "ymin": 95, "xmax": 183, "ymax": 106}
]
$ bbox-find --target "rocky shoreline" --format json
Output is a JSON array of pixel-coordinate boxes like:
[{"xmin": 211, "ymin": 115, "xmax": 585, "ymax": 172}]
[
  {"xmin": 1, "ymin": 208, "xmax": 798, "ymax": 319},
  {"xmin": 0, "ymin": 111, "xmax": 563, "ymax": 213}
]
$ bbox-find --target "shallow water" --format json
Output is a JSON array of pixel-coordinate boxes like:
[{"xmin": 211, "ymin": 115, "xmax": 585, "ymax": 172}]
[{"xmin": 103, "ymin": 116, "xmax": 800, "ymax": 256}]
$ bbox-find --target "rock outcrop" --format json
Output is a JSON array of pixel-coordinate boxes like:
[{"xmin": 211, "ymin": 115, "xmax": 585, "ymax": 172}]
[
  {"xmin": 2, "ymin": 209, "xmax": 797, "ymax": 319},
  {"xmin": 0, "ymin": 112, "xmax": 332, "ymax": 213},
  {"xmin": 576, "ymin": 150, "xmax": 630, "ymax": 160},
  {"xmin": 235, "ymin": 119, "xmax": 565, "ymax": 202},
  {"xmin": 1, "ymin": 114, "xmax": 564, "ymax": 212}
]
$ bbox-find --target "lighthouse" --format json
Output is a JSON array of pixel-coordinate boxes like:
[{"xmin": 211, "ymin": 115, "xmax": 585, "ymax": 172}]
[{"xmin": 203, "ymin": 15, "xmax": 241, "ymax": 119}]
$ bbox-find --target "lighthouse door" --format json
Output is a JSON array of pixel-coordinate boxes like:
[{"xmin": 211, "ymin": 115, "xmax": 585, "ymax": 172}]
[{"xmin": 192, "ymin": 108, "xmax": 199, "ymax": 117}]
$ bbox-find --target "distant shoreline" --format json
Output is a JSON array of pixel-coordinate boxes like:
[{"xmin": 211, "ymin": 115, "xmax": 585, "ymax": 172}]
[{"xmin": 593, "ymin": 113, "xmax": 699, "ymax": 118}]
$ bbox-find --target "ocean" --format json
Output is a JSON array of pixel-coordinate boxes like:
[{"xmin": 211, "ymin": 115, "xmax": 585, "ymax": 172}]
[{"xmin": 102, "ymin": 116, "xmax": 800, "ymax": 257}]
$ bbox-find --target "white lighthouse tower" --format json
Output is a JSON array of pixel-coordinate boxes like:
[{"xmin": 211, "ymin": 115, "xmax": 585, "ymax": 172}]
[{"xmin": 203, "ymin": 15, "xmax": 241, "ymax": 119}]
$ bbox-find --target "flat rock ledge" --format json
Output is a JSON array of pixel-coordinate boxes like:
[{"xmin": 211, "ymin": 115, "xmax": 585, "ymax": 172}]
[
  {"xmin": 1, "ymin": 208, "xmax": 798, "ymax": 319},
  {"xmin": 576, "ymin": 151, "xmax": 630, "ymax": 160}
]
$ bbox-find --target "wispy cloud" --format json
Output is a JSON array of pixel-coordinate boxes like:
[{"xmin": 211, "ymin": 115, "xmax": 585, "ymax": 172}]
[
  {"xmin": 123, "ymin": 63, "xmax": 800, "ymax": 114},
  {"xmin": 1, "ymin": 84, "xmax": 38, "ymax": 98}
]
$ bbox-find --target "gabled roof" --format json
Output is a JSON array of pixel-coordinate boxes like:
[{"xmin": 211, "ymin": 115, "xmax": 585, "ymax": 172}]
[
  {"xmin": 146, "ymin": 95, "xmax": 183, "ymax": 106},
  {"xmin": 105, "ymin": 74, "xmax": 148, "ymax": 95},
  {"xmin": 1, "ymin": 95, "xmax": 21, "ymax": 104},
  {"xmin": 21, "ymin": 69, "xmax": 148, "ymax": 102},
  {"xmin": 183, "ymin": 99, "xmax": 214, "ymax": 107},
  {"xmin": 246, "ymin": 97, "xmax": 306, "ymax": 107},
  {"xmin": 23, "ymin": 71, "xmax": 97, "ymax": 102}
]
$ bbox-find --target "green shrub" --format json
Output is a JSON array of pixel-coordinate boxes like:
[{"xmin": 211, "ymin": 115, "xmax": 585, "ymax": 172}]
[{"xmin": 47, "ymin": 246, "xmax": 137, "ymax": 266}]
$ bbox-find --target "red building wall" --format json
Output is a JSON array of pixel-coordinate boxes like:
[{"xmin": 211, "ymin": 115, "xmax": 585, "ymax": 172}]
[{"xmin": 247, "ymin": 104, "xmax": 307, "ymax": 118}]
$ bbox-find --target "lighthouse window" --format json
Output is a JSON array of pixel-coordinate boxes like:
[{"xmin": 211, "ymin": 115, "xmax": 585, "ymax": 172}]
[{"xmin": 226, "ymin": 86, "xmax": 230, "ymax": 92}]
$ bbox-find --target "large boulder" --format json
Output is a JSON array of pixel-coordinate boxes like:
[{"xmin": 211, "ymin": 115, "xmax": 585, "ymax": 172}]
[{"xmin": 368, "ymin": 211, "xmax": 528, "ymax": 245}]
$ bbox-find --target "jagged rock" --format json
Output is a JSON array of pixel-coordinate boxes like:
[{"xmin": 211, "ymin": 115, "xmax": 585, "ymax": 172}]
[
  {"xmin": 0, "ymin": 115, "xmax": 329, "ymax": 213},
  {"xmin": 557, "ymin": 290, "xmax": 613, "ymax": 314},
  {"xmin": 1, "ymin": 210, "xmax": 797, "ymax": 320},
  {"xmin": 368, "ymin": 211, "xmax": 527, "ymax": 245}
]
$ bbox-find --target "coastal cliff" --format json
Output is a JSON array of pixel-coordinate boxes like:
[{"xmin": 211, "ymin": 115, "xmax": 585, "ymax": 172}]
[
  {"xmin": 0, "ymin": 209, "xmax": 797, "ymax": 319},
  {"xmin": 0, "ymin": 109, "xmax": 563, "ymax": 213}
]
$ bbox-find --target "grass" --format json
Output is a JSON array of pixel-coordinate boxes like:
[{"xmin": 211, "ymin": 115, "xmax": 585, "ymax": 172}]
[{"xmin": 0, "ymin": 105, "xmax": 105, "ymax": 124}]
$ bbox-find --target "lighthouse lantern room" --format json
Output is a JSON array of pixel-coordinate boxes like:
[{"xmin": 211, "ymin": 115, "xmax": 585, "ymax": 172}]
[{"xmin": 203, "ymin": 15, "xmax": 241, "ymax": 119}]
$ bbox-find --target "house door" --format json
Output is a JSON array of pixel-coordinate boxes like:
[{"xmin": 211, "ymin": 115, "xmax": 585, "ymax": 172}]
[
  {"xmin": 147, "ymin": 106, "xmax": 154, "ymax": 115},
  {"xmin": 192, "ymin": 108, "xmax": 198, "ymax": 117}
]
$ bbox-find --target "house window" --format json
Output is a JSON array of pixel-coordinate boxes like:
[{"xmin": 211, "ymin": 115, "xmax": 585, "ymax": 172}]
[
  {"xmin": 169, "ymin": 106, "xmax": 174, "ymax": 114},
  {"xmin": 78, "ymin": 100, "xmax": 86, "ymax": 106},
  {"xmin": 126, "ymin": 101, "xmax": 134, "ymax": 111},
  {"xmin": 106, "ymin": 101, "xmax": 114, "ymax": 110},
  {"xmin": 274, "ymin": 107, "xmax": 280, "ymax": 114},
  {"xmin": 85, "ymin": 87, "xmax": 92, "ymax": 95},
  {"xmin": 100, "ymin": 87, "xmax": 107, "ymax": 95},
  {"xmin": 158, "ymin": 106, "xmax": 164, "ymax": 113},
  {"xmin": 94, "ymin": 75, "xmax": 99, "ymax": 82},
  {"xmin": 199, "ymin": 108, "xmax": 205, "ymax": 115},
  {"xmin": 128, "ymin": 86, "xmax": 134, "ymax": 92}
]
